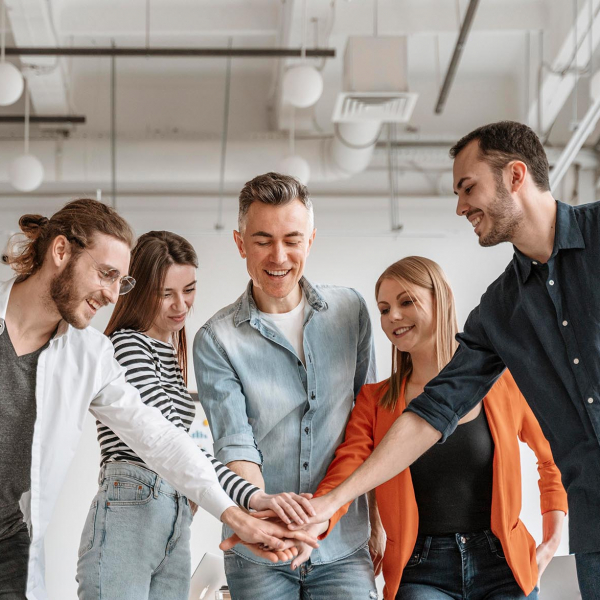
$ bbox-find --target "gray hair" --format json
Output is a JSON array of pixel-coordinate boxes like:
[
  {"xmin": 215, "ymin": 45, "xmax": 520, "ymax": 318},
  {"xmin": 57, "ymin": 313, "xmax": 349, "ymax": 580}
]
[{"xmin": 238, "ymin": 172, "xmax": 314, "ymax": 233}]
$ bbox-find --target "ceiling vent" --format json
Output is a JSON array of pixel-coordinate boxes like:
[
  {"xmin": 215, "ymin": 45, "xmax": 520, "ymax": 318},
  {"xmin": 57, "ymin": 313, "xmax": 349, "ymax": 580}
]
[{"xmin": 332, "ymin": 92, "xmax": 418, "ymax": 123}]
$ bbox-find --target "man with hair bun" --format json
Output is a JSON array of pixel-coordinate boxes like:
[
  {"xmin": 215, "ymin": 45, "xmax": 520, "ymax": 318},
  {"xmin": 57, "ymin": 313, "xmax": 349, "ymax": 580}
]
[{"xmin": 0, "ymin": 198, "xmax": 317, "ymax": 600}]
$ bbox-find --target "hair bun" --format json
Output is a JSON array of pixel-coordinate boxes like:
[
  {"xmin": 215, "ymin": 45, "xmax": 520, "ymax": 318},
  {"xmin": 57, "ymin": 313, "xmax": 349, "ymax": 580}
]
[{"xmin": 18, "ymin": 214, "xmax": 50, "ymax": 239}]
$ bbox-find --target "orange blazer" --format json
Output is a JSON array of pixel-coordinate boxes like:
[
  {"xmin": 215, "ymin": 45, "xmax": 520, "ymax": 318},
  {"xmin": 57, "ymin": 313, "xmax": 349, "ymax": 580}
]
[{"xmin": 315, "ymin": 371, "xmax": 568, "ymax": 599}]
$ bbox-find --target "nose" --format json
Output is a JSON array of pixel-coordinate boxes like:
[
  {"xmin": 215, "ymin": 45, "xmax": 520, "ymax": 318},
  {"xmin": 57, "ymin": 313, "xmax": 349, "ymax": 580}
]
[
  {"xmin": 172, "ymin": 293, "xmax": 186, "ymax": 312},
  {"xmin": 456, "ymin": 194, "xmax": 470, "ymax": 217},
  {"xmin": 270, "ymin": 242, "xmax": 287, "ymax": 265},
  {"xmin": 389, "ymin": 305, "xmax": 404, "ymax": 322},
  {"xmin": 104, "ymin": 282, "xmax": 120, "ymax": 305}
]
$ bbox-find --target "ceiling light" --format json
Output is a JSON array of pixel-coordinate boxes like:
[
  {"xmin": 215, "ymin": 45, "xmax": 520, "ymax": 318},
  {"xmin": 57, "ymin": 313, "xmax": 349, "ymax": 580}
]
[{"xmin": 283, "ymin": 65, "xmax": 323, "ymax": 108}]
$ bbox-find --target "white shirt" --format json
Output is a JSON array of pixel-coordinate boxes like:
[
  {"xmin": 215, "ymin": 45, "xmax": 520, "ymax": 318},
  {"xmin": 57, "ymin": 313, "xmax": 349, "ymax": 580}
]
[
  {"xmin": 0, "ymin": 278, "xmax": 235, "ymax": 600},
  {"xmin": 259, "ymin": 291, "xmax": 306, "ymax": 365}
]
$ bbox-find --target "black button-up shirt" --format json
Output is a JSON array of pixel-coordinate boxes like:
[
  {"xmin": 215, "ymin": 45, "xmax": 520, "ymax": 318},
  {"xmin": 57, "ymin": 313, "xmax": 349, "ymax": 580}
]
[{"xmin": 407, "ymin": 200, "xmax": 600, "ymax": 553}]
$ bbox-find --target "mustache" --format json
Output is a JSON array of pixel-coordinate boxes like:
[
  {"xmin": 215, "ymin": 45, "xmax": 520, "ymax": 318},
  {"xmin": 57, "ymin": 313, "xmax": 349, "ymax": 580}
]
[{"xmin": 466, "ymin": 209, "xmax": 483, "ymax": 219}]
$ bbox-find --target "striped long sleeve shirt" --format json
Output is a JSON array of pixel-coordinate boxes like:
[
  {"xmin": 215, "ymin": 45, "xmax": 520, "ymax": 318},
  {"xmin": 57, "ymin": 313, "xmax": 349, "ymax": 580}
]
[{"xmin": 96, "ymin": 328, "xmax": 259, "ymax": 510}]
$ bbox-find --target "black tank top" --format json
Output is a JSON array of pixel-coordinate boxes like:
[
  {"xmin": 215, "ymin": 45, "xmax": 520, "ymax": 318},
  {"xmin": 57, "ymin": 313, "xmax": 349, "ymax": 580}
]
[{"xmin": 409, "ymin": 405, "xmax": 494, "ymax": 535}]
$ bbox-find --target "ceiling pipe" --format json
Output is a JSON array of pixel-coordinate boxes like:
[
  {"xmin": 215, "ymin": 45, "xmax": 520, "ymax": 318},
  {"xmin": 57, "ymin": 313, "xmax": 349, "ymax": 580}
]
[
  {"xmin": 4, "ymin": 47, "xmax": 335, "ymax": 58},
  {"xmin": 0, "ymin": 116, "xmax": 85, "ymax": 123},
  {"xmin": 434, "ymin": 0, "xmax": 480, "ymax": 114}
]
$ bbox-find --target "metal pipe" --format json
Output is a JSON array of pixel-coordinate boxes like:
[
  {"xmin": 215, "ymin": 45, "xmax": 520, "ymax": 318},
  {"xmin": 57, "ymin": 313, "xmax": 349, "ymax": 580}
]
[
  {"xmin": 110, "ymin": 50, "xmax": 116, "ymax": 208},
  {"xmin": 434, "ymin": 0, "xmax": 480, "ymax": 114},
  {"xmin": 0, "ymin": 115, "xmax": 85, "ymax": 123},
  {"xmin": 216, "ymin": 38, "xmax": 233, "ymax": 231},
  {"xmin": 4, "ymin": 46, "xmax": 334, "ymax": 58}
]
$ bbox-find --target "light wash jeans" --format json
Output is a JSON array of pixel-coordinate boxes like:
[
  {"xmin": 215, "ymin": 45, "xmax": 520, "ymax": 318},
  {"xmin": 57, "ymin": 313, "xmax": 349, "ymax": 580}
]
[
  {"xmin": 76, "ymin": 462, "xmax": 193, "ymax": 600},
  {"xmin": 224, "ymin": 543, "xmax": 378, "ymax": 600}
]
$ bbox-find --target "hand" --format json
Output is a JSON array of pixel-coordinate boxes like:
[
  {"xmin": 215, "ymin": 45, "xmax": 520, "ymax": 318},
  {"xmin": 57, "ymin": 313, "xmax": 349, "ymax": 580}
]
[
  {"xmin": 249, "ymin": 491, "xmax": 315, "ymax": 526},
  {"xmin": 220, "ymin": 507, "xmax": 319, "ymax": 563},
  {"xmin": 369, "ymin": 521, "xmax": 386, "ymax": 576},
  {"xmin": 287, "ymin": 494, "xmax": 340, "ymax": 529},
  {"xmin": 290, "ymin": 521, "xmax": 329, "ymax": 571},
  {"xmin": 188, "ymin": 500, "xmax": 199, "ymax": 517},
  {"xmin": 221, "ymin": 533, "xmax": 300, "ymax": 562},
  {"xmin": 535, "ymin": 509, "xmax": 565, "ymax": 588}
]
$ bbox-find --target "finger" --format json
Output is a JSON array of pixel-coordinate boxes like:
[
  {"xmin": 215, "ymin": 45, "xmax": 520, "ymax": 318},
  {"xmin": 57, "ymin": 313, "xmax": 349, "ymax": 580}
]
[
  {"xmin": 293, "ymin": 494, "xmax": 317, "ymax": 517},
  {"xmin": 251, "ymin": 509, "xmax": 278, "ymax": 520},
  {"xmin": 299, "ymin": 493, "xmax": 313, "ymax": 499},
  {"xmin": 286, "ymin": 529, "xmax": 319, "ymax": 548},
  {"xmin": 291, "ymin": 546, "xmax": 312, "ymax": 570},
  {"xmin": 219, "ymin": 534, "xmax": 241, "ymax": 552},
  {"xmin": 269, "ymin": 501, "xmax": 292, "ymax": 525},
  {"xmin": 278, "ymin": 496, "xmax": 308, "ymax": 525},
  {"xmin": 248, "ymin": 545, "xmax": 280, "ymax": 563}
]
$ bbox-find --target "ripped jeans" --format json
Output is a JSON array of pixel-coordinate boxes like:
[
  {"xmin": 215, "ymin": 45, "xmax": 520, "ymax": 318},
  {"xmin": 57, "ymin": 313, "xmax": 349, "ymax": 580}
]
[{"xmin": 224, "ymin": 543, "xmax": 378, "ymax": 600}]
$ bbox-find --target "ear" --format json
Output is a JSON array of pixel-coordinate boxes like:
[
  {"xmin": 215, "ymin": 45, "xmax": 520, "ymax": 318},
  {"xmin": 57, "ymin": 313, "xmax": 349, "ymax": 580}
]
[
  {"xmin": 233, "ymin": 230, "xmax": 246, "ymax": 259},
  {"xmin": 305, "ymin": 228, "xmax": 316, "ymax": 257},
  {"xmin": 508, "ymin": 160, "xmax": 527, "ymax": 193},
  {"xmin": 48, "ymin": 235, "xmax": 73, "ymax": 269}
]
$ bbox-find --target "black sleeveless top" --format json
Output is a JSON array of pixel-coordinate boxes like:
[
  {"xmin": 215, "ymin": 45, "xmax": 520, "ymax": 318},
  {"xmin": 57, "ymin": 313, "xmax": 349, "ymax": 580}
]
[{"xmin": 409, "ymin": 406, "xmax": 495, "ymax": 535}]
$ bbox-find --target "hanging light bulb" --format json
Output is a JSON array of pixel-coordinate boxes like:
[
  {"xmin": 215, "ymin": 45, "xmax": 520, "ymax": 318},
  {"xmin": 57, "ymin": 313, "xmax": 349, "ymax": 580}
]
[
  {"xmin": 0, "ymin": 0, "xmax": 23, "ymax": 106},
  {"xmin": 9, "ymin": 77, "xmax": 44, "ymax": 192},
  {"xmin": 276, "ymin": 105, "xmax": 310, "ymax": 184},
  {"xmin": 282, "ymin": 65, "xmax": 323, "ymax": 108}
]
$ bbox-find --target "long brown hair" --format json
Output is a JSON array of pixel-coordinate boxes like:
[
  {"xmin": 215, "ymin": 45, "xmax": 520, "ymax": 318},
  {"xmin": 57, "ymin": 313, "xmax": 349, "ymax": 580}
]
[
  {"xmin": 375, "ymin": 256, "xmax": 459, "ymax": 411},
  {"xmin": 105, "ymin": 231, "xmax": 198, "ymax": 384},
  {"xmin": 6, "ymin": 198, "xmax": 134, "ymax": 281}
]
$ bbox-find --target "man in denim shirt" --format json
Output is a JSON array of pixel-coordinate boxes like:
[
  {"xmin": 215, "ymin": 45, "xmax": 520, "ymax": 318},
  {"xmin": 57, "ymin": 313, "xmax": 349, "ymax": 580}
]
[
  {"xmin": 194, "ymin": 173, "xmax": 379, "ymax": 599},
  {"xmin": 301, "ymin": 122, "xmax": 600, "ymax": 599}
]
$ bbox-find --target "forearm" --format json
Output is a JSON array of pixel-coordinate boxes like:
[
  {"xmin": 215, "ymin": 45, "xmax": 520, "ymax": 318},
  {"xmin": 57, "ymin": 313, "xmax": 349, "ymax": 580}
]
[
  {"xmin": 367, "ymin": 489, "xmax": 383, "ymax": 529},
  {"xmin": 542, "ymin": 510, "xmax": 565, "ymax": 548},
  {"xmin": 327, "ymin": 412, "xmax": 440, "ymax": 510},
  {"xmin": 227, "ymin": 460, "xmax": 266, "ymax": 490}
]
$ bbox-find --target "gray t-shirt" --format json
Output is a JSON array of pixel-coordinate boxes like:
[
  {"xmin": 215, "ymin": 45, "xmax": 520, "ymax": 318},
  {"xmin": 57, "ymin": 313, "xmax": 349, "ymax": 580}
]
[{"xmin": 0, "ymin": 326, "xmax": 48, "ymax": 541}]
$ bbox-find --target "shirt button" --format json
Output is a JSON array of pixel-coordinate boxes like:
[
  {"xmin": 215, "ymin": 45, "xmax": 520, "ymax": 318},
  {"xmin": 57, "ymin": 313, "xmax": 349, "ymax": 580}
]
[
  {"xmin": 549, "ymin": 280, "xmax": 555, "ymax": 286},
  {"xmin": 562, "ymin": 320, "xmax": 568, "ymax": 326},
  {"xmin": 303, "ymin": 462, "xmax": 309, "ymax": 470},
  {"xmin": 310, "ymin": 392, "xmax": 316, "ymax": 400},
  {"xmin": 532, "ymin": 261, "xmax": 538, "ymax": 265},
  {"xmin": 574, "ymin": 358, "xmax": 580, "ymax": 365},
  {"xmin": 588, "ymin": 398, "xmax": 594, "ymax": 404},
  {"xmin": 304, "ymin": 427, "xmax": 309, "ymax": 434},
  {"xmin": 460, "ymin": 536, "xmax": 467, "ymax": 543}
]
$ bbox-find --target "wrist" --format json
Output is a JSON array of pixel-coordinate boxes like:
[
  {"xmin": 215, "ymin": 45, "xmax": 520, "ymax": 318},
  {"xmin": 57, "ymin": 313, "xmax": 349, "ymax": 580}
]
[
  {"xmin": 248, "ymin": 490, "xmax": 265, "ymax": 510},
  {"xmin": 221, "ymin": 506, "xmax": 245, "ymax": 528}
]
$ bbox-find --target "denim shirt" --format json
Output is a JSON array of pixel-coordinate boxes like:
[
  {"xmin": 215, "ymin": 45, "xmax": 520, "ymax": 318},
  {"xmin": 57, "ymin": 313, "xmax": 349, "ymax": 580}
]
[
  {"xmin": 194, "ymin": 277, "xmax": 377, "ymax": 564},
  {"xmin": 406, "ymin": 200, "xmax": 600, "ymax": 554}
]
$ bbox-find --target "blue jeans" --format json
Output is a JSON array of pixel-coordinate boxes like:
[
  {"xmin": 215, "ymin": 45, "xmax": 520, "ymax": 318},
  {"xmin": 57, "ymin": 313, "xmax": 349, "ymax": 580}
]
[
  {"xmin": 224, "ymin": 544, "xmax": 378, "ymax": 600},
  {"xmin": 0, "ymin": 524, "xmax": 29, "ymax": 599},
  {"xmin": 396, "ymin": 531, "xmax": 538, "ymax": 600},
  {"xmin": 575, "ymin": 551, "xmax": 600, "ymax": 600},
  {"xmin": 76, "ymin": 462, "xmax": 193, "ymax": 600}
]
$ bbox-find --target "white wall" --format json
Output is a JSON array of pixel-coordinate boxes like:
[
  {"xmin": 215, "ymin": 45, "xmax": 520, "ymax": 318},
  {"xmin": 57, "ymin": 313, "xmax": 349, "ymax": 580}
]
[{"xmin": 0, "ymin": 194, "xmax": 570, "ymax": 598}]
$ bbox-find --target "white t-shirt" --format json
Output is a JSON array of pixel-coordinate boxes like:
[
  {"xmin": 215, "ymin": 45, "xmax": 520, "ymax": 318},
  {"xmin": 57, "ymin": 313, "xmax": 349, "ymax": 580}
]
[{"xmin": 259, "ymin": 292, "xmax": 306, "ymax": 365}]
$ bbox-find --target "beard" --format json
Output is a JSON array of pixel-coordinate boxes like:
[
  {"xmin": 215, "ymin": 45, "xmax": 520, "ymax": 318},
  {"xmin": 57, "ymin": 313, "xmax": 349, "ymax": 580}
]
[
  {"xmin": 478, "ymin": 177, "xmax": 524, "ymax": 247},
  {"xmin": 49, "ymin": 257, "xmax": 89, "ymax": 329}
]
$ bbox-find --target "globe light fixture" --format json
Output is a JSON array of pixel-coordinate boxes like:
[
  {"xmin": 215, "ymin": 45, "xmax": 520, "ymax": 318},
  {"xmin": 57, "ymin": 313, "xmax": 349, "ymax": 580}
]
[
  {"xmin": 9, "ymin": 154, "xmax": 44, "ymax": 192},
  {"xmin": 282, "ymin": 64, "xmax": 323, "ymax": 108},
  {"xmin": 277, "ymin": 154, "xmax": 310, "ymax": 185}
]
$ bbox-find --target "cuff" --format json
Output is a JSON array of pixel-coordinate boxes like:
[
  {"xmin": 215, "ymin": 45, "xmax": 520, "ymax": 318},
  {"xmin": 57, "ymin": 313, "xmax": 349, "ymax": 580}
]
[
  {"xmin": 404, "ymin": 393, "xmax": 460, "ymax": 443},
  {"xmin": 214, "ymin": 441, "xmax": 263, "ymax": 467},
  {"xmin": 540, "ymin": 493, "xmax": 569, "ymax": 515},
  {"xmin": 197, "ymin": 482, "xmax": 237, "ymax": 520}
]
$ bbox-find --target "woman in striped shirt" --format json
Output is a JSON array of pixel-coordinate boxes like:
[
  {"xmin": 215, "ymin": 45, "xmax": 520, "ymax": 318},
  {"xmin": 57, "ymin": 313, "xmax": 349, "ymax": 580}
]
[{"xmin": 77, "ymin": 231, "xmax": 313, "ymax": 600}]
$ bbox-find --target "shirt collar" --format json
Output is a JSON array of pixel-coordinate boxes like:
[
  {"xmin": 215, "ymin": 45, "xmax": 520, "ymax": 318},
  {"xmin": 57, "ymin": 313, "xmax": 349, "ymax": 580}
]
[
  {"xmin": 234, "ymin": 276, "xmax": 327, "ymax": 327},
  {"xmin": 514, "ymin": 200, "xmax": 585, "ymax": 283},
  {"xmin": 0, "ymin": 277, "xmax": 70, "ymax": 341}
]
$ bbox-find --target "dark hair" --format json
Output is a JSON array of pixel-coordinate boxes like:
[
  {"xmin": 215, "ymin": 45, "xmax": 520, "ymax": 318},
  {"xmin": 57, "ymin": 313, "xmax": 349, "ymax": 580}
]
[
  {"xmin": 450, "ymin": 121, "xmax": 550, "ymax": 192},
  {"xmin": 5, "ymin": 198, "xmax": 135, "ymax": 280},
  {"xmin": 238, "ymin": 172, "xmax": 314, "ymax": 232},
  {"xmin": 105, "ymin": 231, "xmax": 198, "ymax": 384}
]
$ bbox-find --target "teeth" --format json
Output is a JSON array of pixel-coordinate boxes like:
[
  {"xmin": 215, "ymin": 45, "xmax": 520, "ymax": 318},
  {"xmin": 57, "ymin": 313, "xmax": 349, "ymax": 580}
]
[
  {"xmin": 88, "ymin": 299, "xmax": 101, "ymax": 310},
  {"xmin": 266, "ymin": 270, "xmax": 289, "ymax": 276},
  {"xmin": 394, "ymin": 326, "xmax": 413, "ymax": 335},
  {"xmin": 471, "ymin": 216, "xmax": 482, "ymax": 228}
]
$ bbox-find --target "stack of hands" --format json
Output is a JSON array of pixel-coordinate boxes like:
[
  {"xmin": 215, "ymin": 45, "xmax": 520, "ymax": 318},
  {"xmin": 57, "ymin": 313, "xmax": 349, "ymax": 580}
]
[{"xmin": 220, "ymin": 491, "xmax": 385, "ymax": 574}]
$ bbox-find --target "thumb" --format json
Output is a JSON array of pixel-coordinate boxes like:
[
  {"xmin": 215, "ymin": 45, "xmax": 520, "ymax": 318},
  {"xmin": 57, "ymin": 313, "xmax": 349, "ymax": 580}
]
[{"xmin": 219, "ymin": 534, "xmax": 241, "ymax": 552}]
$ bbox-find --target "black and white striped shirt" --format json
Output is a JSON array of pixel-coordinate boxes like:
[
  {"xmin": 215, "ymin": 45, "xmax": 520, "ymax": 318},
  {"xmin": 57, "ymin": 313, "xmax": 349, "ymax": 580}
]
[{"xmin": 97, "ymin": 329, "xmax": 259, "ymax": 510}]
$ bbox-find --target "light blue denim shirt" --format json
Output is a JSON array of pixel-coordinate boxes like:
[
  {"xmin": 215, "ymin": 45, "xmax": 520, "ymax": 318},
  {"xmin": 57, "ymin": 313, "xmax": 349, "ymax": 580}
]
[{"xmin": 194, "ymin": 277, "xmax": 377, "ymax": 565}]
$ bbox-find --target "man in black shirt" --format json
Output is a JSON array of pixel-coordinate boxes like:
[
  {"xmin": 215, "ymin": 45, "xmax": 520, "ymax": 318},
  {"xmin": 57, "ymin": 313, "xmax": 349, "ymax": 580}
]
[{"xmin": 301, "ymin": 121, "xmax": 600, "ymax": 599}]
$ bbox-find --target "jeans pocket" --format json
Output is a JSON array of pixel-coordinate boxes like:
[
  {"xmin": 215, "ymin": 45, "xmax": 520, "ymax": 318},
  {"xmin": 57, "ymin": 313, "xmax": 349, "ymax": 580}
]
[
  {"xmin": 107, "ymin": 477, "xmax": 153, "ymax": 505},
  {"xmin": 78, "ymin": 499, "xmax": 99, "ymax": 558},
  {"xmin": 404, "ymin": 537, "xmax": 429, "ymax": 569}
]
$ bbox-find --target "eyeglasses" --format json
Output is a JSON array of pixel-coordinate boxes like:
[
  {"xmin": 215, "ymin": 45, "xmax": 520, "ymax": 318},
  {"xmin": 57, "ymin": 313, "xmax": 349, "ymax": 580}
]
[{"xmin": 81, "ymin": 247, "xmax": 136, "ymax": 296}]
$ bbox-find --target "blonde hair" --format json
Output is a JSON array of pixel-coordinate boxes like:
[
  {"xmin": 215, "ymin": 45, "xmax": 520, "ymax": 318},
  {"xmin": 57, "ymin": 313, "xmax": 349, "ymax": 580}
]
[{"xmin": 375, "ymin": 256, "xmax": 459, "ymax": 411}]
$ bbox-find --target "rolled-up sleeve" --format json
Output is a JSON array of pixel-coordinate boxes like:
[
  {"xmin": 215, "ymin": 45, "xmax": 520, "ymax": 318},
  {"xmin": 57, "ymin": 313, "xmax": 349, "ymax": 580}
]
[
  {"xmin": 193, "ymin": 325, "xmax": 262, "ymax": 466},
  {"xmin": 406, "ymin": 303, "xmax": 506, "ymax": 442},
  {"xmin": 90, "ymin": 338, "xmax": 235, "ymax": 520}
]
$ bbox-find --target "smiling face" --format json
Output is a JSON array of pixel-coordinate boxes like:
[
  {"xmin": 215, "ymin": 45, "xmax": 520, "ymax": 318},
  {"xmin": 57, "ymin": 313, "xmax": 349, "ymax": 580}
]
[
  {"xmin": 145, "ymin": 263, "xmax": 197, "ymax": 343},
  {"xmin": 49, "ymin": 233, "xmax": 131, "ymax": 329},
  {"xmin": 233, "ymin": 199, "xmax": 315, "ymax": 313},
  {"xmin": 377, "ymin": 277, "xmax": 436, "ymax": 358},
  {"xmin": 453, "ymin": 139, "xmax": 524, "ymax": 247}
]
